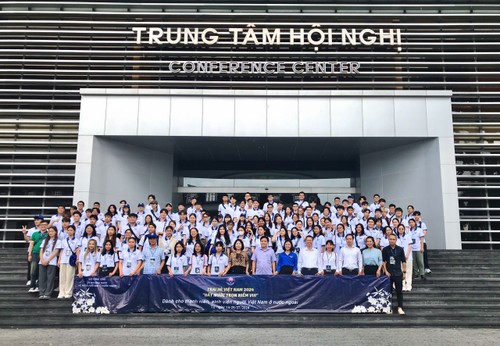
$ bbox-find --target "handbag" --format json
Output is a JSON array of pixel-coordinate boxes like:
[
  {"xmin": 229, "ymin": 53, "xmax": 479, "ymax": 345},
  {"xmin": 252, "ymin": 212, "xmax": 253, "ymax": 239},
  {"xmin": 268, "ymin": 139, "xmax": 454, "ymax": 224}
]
[{"xmin": 67, "ymin": 238, "xmax": 77, "ymax": 267}]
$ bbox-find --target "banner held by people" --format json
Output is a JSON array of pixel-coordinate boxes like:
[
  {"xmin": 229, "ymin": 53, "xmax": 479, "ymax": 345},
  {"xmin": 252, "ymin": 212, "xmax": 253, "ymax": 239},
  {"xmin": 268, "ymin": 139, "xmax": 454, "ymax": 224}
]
[{"xmin": 73, "ymin": 275, "xmax": 391, "ymax": 314}]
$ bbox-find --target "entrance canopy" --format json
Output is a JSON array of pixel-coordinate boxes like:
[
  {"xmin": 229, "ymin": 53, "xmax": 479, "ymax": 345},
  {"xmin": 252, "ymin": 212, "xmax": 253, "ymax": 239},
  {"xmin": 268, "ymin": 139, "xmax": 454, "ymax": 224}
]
[{"xmin": 75, "ymin": 89, "xmax": 459, "ymax": 249}]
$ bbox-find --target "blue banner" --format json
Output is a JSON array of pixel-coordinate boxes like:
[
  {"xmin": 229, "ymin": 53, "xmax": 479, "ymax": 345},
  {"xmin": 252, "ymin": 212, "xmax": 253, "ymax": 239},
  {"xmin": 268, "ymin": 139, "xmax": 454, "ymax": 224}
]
[{"xmin": 72, "ymin": 275, "xmax": 391, "ymax": 314}]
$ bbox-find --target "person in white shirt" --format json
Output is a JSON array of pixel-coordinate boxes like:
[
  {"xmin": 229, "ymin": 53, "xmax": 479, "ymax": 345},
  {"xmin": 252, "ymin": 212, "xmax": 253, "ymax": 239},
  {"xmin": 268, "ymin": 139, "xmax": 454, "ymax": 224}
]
[
  {"xmin": 136, "ymin": 203, "xmax": 147, "ymax": 225},
  {"xmin": 335, "ymin": 234, "xmax": 363, "ymax": 276},
  {"xmin": 78, "ymin": 238, "xmax": 100, "ymax": 278},
  {"xmin": 408, "ymin": 218, "xmax": 426, "ymax": 281},
  {"xmin": 186, "ymin": 242, "xmax": 208, "ymax": 275},
  {"xmin": 295, "ymin": 191, "xmax": 309, "ymax": 209},
  {"xmin": 57, "ymin": 225, "xmax": 77, "ymax": 299},
  {"xmin": 311, "ymin": 225, "xmax": 326, "ymax": 253},
  {"xmin": 414, "ymin": 211, "xmax": 431, "ymax": 274},
  {"xmin": 247, "ymin": 200, "xmax": 264, "ymax": 219},
  {"xmin": 48, "ymin": 205, "xmax": 66, "ymax": 233},
  {"xmin": 369, "ymin": 194, "xmax": 381, "ymax": 214},
  {"xmin": 218, "ymin": 194, "xmax": 231, "ymax": 217},
  {"xmin": 263, "ymin": 194, "xmax": 277, "ymax": 213},
  {"xmin": 167, "ymin": 241, "xmax": 189, "ymax": 276},
  {"xmin": 147, "ymin": 200, "xmax": 161, "ymax": 222},
  {"xmin": 144, "ymin": 194, "xmax": 156, "ymax": 214},
  {"xmin": 38, "ymin": 226, "xmax": 62, "ymax": 299},
  {"xmin": 71, "ymin": 211, "xmax": 85, "ymax": 239},
  {"xmin": 396, "ymin": 224, "xmax": 413, "ymax": 291},
  {"xmin": 119, "ymin": 237, "xmax": 143, "ymax": 277},
  {"xmin": 298, "ymin": 236, "xmax": 322, "ymax": 275},
  {"xmin": 321, "ymin": 240, "xmax": 337, "ymax": 275},
  {"xmin": 208, "ymin": 241, "xmax": 230, "ymax": 277}
]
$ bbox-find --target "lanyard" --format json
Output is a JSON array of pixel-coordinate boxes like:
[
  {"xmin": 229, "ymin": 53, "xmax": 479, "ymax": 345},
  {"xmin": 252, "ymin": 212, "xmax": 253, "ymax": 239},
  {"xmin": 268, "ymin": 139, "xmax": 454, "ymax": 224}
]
[
  {"xmin": 325, "ymin": 252, "xmax": 335, "ymax": 264},
  {"xmin": 194, "ymin": 254, "xmax": 203, "ymax": 267},
  {"xmin": 213, "ymin": 254, "xmax": 223, "ymax": 266}
]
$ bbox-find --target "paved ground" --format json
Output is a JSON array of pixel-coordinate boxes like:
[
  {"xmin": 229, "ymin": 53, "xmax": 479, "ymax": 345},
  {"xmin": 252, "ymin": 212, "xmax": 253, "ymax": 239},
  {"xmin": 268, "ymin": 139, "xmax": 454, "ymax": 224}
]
[{"xmin": 1, "ymin": 328, "xmax": 499, "ymax": 345}]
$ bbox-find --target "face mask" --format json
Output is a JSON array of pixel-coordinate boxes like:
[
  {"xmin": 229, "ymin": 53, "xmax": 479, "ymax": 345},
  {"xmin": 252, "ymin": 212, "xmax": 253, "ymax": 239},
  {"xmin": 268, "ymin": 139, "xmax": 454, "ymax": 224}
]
[{"xmin": 238, "ymin": 230, "xmax": 244, "ymax": 236}]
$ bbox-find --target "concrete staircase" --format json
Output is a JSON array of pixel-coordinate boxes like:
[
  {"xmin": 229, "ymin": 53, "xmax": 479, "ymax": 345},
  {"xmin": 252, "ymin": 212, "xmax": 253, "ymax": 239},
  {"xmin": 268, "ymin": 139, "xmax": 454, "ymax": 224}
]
[{"xmin": 1, "ymin": 249, "xmax": 499, "ymax": 328}]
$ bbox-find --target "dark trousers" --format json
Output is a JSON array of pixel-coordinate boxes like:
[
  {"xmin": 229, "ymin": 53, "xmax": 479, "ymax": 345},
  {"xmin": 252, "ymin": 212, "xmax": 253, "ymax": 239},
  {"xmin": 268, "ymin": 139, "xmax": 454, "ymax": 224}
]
[
  {"xmin": 342, "ymin": 268, "xmax": 359, "ymax": 276},
  {"xmin": 279, "ymin": 266, "xmax": 294, "ymax": 275},
  {"xmin": 364, "ymin": 265, "xmax": 379, "ymax": 275},
  {"xmin": 301, "ymin": 268, "xmax": 318, "ymax": 275},
  {"xmin": 424, "ymin": 243, "xmax": 430, "ymax": 269},
  {"xmin": 30, "ymin": 253, "xmax": 40, "ymax": 289},
  {"xmin": 390, "ymin": 274, "xmax": 403, "ymax": 308},
  {"xmin": 229, "ymin": 266, "xmax": 246, "ymax": 274},
  {"xmin": 27, "ymin": 258, "xmax": 31, "ymax": 281}
]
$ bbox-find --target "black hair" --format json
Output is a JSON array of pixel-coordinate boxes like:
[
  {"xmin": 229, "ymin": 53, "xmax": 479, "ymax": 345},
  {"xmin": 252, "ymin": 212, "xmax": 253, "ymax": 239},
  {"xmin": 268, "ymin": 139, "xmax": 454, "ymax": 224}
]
[
  {"xmin": 72, "ymin": 211, "xmax": 82, "ymax": 217},
  {"xmin": 290, "ymin": 227, "xmax": 301, "ymax": 240},
  {"xmin": 365, "ymin": 236, "xmax": 376, "ymax": 247},
  {"xmin": 193, "ymin": 241, "xmax": 205, "ymax": 256},
  {"xmin": 325, "ymin": 240, "xmax": 335, "ymax": 249},
  {"xmin": 214, "ymin": 240, "xmax": 225, "ymax": 250},
  {"xmin": 84, "ymin": 224, "xmax": 97, "ymax": 238},
  {"xmin": 233, "ymin": 239, "xmax": 245, "ymax": 252},
  {"xmin": 216, "ymin": 225, "xmax": 231, "ymax": 245},
  {"xmin": 355, "ymin": 223, "xmax": 365, "ymax": 235},
  {"xmin": 174, "ymin": 241, "xmax": 186, "ymax": 255},
  {"xmin": 101, "ymin": 240, "xmax": 116, "ymax": 256},
  {"xmin": 62, "ymin": 217, "xmax": 70, "ymax": 223},
  {"xmin": 107, "ymin": 204, "xmax": 118, "ymax": 215},
  {"xmin": 283, "ymin": 239, "xmax": 294, "ymax": 252},
  {"xmin": 187, "ymin": 228, "xmax": 201, "ymax": 245}
]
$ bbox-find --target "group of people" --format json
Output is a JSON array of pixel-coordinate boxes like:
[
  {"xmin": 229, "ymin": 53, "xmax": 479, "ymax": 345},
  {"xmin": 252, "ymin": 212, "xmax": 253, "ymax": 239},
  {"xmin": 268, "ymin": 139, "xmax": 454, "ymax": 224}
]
[{"xmin": 22, "ymin": 192, "xmax": 431, "ymax": 315}]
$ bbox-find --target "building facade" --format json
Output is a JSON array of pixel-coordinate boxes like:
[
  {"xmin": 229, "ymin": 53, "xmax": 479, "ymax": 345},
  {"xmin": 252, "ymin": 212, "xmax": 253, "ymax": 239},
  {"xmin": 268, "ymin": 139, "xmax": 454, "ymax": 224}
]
[{"xmin": 0, "ymin": 1, "xmax": 499, "ymax": 248}]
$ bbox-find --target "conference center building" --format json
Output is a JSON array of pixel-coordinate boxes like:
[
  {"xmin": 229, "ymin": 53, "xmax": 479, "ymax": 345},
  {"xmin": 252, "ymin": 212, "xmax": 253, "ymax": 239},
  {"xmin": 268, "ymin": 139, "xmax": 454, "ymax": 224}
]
[{"xmin": 1, "ymin": 1, "xmax": 499, "ymax": 250}]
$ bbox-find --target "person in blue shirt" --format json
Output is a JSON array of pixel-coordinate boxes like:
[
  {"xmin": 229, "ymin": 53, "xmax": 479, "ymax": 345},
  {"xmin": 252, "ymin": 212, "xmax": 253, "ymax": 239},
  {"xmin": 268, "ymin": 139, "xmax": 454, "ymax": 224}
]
[
  {"xmin": 362, "ymin": 236, "xmax": 383, "ymax": 277},
  {"xmin": 276, "ymin": 240, "xmax": 298, "ymax": 275},
  {"xmin": 140, "ymin": 233, "xmax": 165, "ymax": 275}
]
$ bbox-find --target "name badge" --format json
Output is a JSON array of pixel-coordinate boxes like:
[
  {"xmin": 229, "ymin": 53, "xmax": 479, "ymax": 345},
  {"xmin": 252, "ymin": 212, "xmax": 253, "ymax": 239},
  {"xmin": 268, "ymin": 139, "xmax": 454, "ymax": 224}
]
[
  {"xmin": 412, "ymin": 239, "xmax": 416, "ymax": 244},
  {"xmin": 174, "ymin": 267, "xmax": 179, "ymax": 272},
  {"xmin": 195, "ymin": 267, "xmax": 200, "ymax": 274},
  {"xmin": 296, "ymin": 248, "xmax": 300, "ymax": 254},
  {"xmin": 102, "ymin": 265, "xmax": 107, "ymax": 270},
  {"xmin": 150, "ymin": 258, "xmax": 155, "ymax": 265},
  {"xmin": 65, "ymin": 250, "xmax": 70, "ymax": 256},
  {"xmin": 85, "ymin": 263, "xmax": 91, "ymax": 271},
  {"xmin": 389, "ymin": 256, "xmax": 396, "ymax": 265},
  {"xmin": 214, "ymin": 266, "xmax": 220, "ymax": 273},
  {"xmin": 326, "ymin": 265, "xmax": 332, "ymax": 271},
  {"xmin": 45, "ymin": 250, "xmax": 50, "ymax": 257},
  {"xmin": 126, "ymin": 261, "xmax": 132, "ymax": 268}
]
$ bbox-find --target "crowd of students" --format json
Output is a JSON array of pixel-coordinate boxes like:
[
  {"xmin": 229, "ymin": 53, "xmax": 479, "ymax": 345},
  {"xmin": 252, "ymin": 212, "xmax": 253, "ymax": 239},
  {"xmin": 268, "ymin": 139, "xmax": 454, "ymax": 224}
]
[{"xmin": 22, "ymin": 192, "xmax": 431, "ymax": 315}]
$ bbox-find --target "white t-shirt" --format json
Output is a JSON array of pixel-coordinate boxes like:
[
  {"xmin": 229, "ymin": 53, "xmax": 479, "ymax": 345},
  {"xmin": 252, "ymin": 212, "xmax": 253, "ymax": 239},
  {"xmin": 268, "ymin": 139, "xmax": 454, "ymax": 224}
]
[
  {"xmin": 396, "ymin": 233, "xmax": 413, "ymax": 261},
  {"xmin": 39, "ymin": 239, "xmax": 62, "ymax": 266},
  {"xmin": 208, "ymin": 253, "xmax": 228, "ymax": 275},
  {"xmin": 78, "ymin": 236, "xmax": 100, "ymax": 253},
  {"xmin": 189, "ymin": 254, "xmax": 208, "ymax": 275},
  {"xmin": 120, "ymin": 248, "xmax": 143, "ymax": 276},
  {"xmin": 60, "ymin": 237, "xmax": 78, "ymax": 265},
  {"xmin": 98, "ymin": 252, "xmax": 120, "ymax": 269},
  {"xmin": 78, "ymin": 251, "xmax": 100, "ymax": 277},
  {"xmin": 166, "ymin": 254, "xmax": 188, "ymax": 275},
  {"xmin": 410, "ymin": 228, "xmax": 424, "ymax": 252},
  {"xmin": 312, "ymin": 235, "xmax": 326, "ymax": 251}
]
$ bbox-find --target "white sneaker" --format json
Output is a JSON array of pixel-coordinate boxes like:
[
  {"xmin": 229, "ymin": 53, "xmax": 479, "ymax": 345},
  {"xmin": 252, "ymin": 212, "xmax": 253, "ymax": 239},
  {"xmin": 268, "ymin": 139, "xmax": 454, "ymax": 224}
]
[
  {"xmin": 32, "ymin": 287, "xmax": 39, "ymax": 293},
  {"xmin": 425, "ymin": 268, "xmax": 432, "ymax": 274},
  {"xmin": 398, "ymin": 307, "xmax": 405, "ymax": 315},
  {"xmin": 26, "ymin": 280, "xmax": 31, "ymax": 286},
  {"xmin": 28, "ymin": 288, "xmax": 35, "ymax": 293}
]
